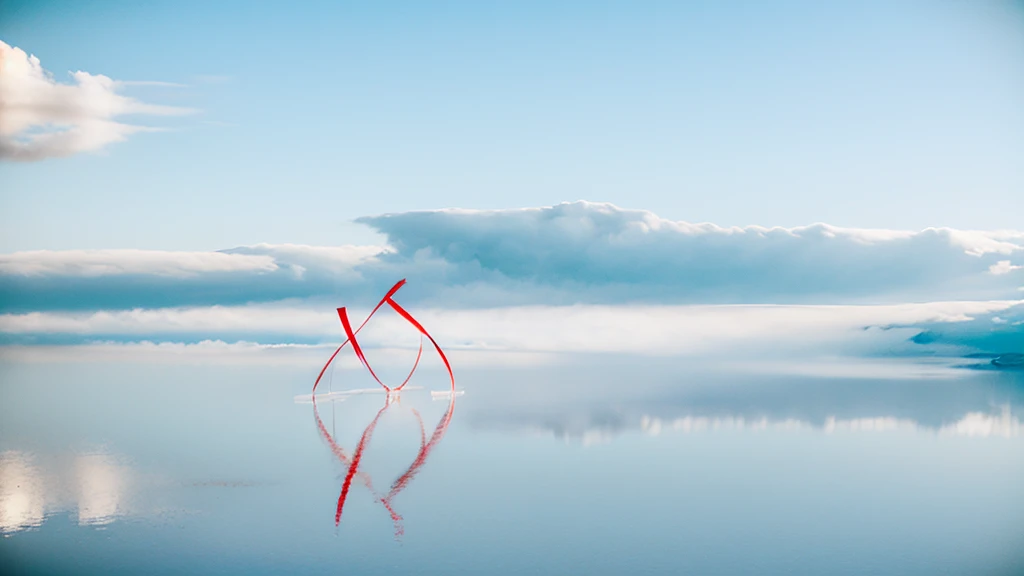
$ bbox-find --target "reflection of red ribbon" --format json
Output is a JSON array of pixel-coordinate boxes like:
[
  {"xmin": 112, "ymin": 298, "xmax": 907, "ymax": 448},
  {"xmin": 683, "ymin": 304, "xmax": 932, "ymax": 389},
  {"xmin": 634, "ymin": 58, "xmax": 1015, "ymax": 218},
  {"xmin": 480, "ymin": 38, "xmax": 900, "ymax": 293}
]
[
  {"xmin": 313, "ymin": 394, "xmax": 456, "ymax": 538},
  {"xmin": 312, "ymin": 279, "xmax": 455, "ymax": 394}
]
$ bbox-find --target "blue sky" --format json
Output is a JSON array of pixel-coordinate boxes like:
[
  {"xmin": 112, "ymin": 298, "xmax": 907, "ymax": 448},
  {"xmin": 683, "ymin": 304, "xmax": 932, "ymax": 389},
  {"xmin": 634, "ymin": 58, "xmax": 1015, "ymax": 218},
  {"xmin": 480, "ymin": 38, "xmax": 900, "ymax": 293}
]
[
  {"xmin": 0, "ymin": 0, "xmax": 1022, "ymax": 361},
  {"xmin": 1, "ymin": 0, "xmax": 1022, "ymax": 251}
]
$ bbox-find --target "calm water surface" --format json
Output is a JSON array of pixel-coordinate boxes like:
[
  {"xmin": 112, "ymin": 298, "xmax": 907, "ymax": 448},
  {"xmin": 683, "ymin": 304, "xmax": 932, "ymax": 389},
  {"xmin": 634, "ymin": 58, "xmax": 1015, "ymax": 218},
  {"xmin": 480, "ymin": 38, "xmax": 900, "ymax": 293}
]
[{"xmin": 1, "ymin": 355, "xmax": 1022, "ymax": 575}]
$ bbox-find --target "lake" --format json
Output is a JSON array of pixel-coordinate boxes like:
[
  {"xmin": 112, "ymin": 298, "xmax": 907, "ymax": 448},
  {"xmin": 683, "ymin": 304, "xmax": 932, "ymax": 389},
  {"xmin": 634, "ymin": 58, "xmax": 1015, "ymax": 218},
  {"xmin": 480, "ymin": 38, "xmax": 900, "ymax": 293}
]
[{"xmin": 1, "ymin": 351, "xmax": 1022, "ymax": 575}]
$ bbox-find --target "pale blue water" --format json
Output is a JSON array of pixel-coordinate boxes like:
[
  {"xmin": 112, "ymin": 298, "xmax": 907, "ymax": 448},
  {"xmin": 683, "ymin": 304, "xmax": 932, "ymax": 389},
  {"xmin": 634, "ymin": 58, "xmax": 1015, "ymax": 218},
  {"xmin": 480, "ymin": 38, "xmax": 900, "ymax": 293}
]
[{"xmin": 1, "ymin": 356, "xmax": 1023, "ymax": 575}]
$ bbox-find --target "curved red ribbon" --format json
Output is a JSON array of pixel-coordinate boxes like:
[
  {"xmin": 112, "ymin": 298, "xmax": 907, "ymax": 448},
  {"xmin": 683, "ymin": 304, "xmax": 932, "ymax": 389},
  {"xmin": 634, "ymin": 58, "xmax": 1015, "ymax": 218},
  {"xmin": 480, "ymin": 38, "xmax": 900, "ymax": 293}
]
[
  {"xmin": 313, "ymin": 279, "xmax": 454, "ymax": 395},
  {"xmin": 310, "ymin": 280, "xmax": 457, "ymax": 538}
]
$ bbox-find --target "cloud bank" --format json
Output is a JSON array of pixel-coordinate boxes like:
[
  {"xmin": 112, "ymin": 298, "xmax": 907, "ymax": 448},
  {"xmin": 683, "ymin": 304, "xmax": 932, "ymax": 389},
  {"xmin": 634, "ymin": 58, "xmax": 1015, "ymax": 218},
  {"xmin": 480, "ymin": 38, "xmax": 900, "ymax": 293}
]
[
  {"xmin": 359, "ymin": 202, "xmax": 1024, "ymax": 304},
  {"xmin": 1, "ymin": 202, "xmax": 1021, "ymax": 311},
  {"xmin": 0, "ymin": 244, "xmax": 382, "ymax": 312},
  {"xmin": 0, "ymin": 40, "xmax": 192, "ymax": 161}
]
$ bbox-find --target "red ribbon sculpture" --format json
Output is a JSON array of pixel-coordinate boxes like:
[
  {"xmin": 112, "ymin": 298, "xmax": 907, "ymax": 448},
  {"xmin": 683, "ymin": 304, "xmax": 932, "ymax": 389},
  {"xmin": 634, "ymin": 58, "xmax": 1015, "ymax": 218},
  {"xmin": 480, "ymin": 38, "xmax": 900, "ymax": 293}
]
[
  {"xmin": 312, "ymin": 279, "xmax": 455, "ymax": 395},
  {"xmin": 311, "ymin": 279, "xmax": 457, "ymax": 537}
]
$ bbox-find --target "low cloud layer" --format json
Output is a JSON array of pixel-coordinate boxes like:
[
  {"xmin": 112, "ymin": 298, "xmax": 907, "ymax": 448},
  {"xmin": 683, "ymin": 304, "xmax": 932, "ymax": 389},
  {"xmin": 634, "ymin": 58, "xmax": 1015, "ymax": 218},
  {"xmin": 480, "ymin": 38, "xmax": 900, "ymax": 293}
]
[
  {"xmin": 0, "ymin": 41, "xmax": 191, "ymax": 161},
  {"xmin": 1, "ymin": 300, "xmax": 1019, "ymax": 359},
  {"xmin": 1, "ymin": 202, "xmax": 1021, "ymax": 311},
  {"xmin": 0, "ymin": 249, "xmax": 280, "ymax": 277},
  {"xmin": 0, "ymin": 244, "xmax": 381, "ymax": 312}
]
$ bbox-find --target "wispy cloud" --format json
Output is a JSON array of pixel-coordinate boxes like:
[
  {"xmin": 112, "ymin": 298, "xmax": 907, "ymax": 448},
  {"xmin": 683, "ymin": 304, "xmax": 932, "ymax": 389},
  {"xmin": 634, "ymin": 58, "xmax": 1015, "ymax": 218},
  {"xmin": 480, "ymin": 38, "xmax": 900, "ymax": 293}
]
[
  {"xmin": 0, "ymin": 40, "xmax": 194, "ymax": 161},
  {"xmin": 1, "ymin": 299, "xmax": 1019, "ymax": 357},
  {"xmin": 990, "ymin": 260, "xmax": 1024, "ymax": 275},
  {"xmin": 0, "ymin": 249, "xmax": 279, "ymax": 277}
]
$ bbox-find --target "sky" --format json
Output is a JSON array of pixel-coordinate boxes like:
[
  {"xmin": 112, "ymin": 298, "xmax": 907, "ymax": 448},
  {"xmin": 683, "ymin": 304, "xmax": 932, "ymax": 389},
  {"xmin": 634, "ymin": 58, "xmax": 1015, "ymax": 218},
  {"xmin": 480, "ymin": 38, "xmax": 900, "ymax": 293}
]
[
  {"xmin": 0, "ymin": 0, "xmax": 1022, "ymax": 362},
  {"xmin": 1, "ymin": 0, "xmax": 1023, "ymax": 252}
]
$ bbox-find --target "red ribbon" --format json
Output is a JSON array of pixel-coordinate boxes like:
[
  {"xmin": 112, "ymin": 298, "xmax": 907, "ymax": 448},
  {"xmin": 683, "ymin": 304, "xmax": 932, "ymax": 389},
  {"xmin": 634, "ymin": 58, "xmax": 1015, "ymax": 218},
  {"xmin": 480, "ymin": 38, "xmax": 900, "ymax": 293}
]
[
  {"xmin": 310, "ymin": 279, "xmax": 458, "ymax": 537},
  {"xmin": 312, "ymin": 279, "xmax": 454, "ymax": 394}
]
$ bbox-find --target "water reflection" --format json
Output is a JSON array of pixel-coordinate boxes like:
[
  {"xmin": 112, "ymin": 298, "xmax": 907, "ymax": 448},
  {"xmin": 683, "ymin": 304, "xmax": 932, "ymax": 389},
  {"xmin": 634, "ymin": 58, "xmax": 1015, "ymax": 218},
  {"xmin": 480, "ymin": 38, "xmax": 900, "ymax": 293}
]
[
  {"xmin": 639, "ymin": 405, "xmax": 1023, "ymax": 438},
  {"xmin": 0, "ymin": 452, "xmax": 45, "ymax": 533},
  {"xmin": 312, "ymin": 392, "xmax": 456, "ymax": 538},
  {"xmin": 0, "ymin": 451, "xmax": 130, "ymax": 534},
  {"xmin": 495, "ymin": 404, "xmax": 1024, "ymax": 445},
  {"xmin": 0, "ymin": 356, "xmax": 1021, "ymax": 574},
  {"xmin": 463, "ymin": 361, "xmax": 1024, "ymax": 443},
  {"xmin": 75, "ymin": 454, "xmax": 127, "ymax": 526}
]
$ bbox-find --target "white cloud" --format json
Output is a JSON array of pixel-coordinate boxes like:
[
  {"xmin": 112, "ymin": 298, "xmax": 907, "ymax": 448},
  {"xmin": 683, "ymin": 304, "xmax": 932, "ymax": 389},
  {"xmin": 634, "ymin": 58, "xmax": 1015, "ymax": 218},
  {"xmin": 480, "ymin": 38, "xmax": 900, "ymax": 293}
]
[
  {"xmin": 220, "ymin": 243, "xmax": 385, "ymax": 276},
  {"xmin": 0, "ymin": 340, "xmax": 555, "ymax": 369},
  {"xmin": 0, "ymin": 249, "xmax": 280, "ymax": 277},
  {"xmin": 1, "ymin": 203, "xmax": 1023, "ymax": 311},
  {"xmin": 357, "ymin": 201, "xmax": 1024, "ymax": 304},
  {"xmin": 0, "ymin": 244, "xmax": 383, "ymax": 277},
  {"xmin": 0, "ymin": 244, "xmax": 383, "ymax": 312},
  {"xmin": 989, "ymin": 260, "xmax": 1023, "ymax": 275},
  {"xmin": 0, "ymin": 40, "xmax": 192, "ymax": 161},
  {"xmin": 0, "ymin": 299, "xmax": 1018, "ymax": 356},
  {"xmin": 0, "ymin": 305, "xmax": 330, "ymax": 337}
]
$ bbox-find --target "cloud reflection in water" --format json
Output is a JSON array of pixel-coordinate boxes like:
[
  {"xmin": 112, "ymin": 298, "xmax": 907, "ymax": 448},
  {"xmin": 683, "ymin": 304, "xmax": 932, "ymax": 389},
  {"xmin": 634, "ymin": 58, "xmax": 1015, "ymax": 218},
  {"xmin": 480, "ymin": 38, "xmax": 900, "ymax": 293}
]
[
  {"xmin": 640, "ymin": 406, "xmax": 1023, "ymax": 438},
  {"xmin": 460, "ymin": 360, "xmax": 1024, "ymax": 445},
  {"xmin": 0, "ymin": 452, "xmax": 45, "ymax": 533},
  {"xmin": 0, "ymin": 451, "xmax": 131, "ymax": 533}
]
